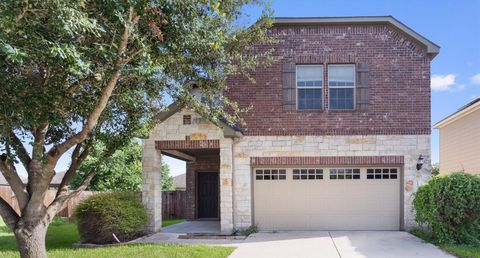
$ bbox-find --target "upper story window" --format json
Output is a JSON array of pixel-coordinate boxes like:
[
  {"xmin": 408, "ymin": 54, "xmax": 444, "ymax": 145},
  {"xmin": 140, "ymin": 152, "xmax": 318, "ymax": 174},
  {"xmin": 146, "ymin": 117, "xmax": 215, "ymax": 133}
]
[
  {"xmin": 328, "ymin": 65, "xmax": 355, "ymax": 110},
  {"xmin": 296, "ymin": 65, "xmax": 323, "ymax": 110}
]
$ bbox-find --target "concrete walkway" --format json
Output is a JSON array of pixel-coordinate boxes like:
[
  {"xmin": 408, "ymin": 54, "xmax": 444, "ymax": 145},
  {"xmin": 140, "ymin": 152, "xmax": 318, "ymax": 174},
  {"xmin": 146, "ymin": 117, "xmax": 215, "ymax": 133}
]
[
  {"xmin": 160, "ymin": 221, "xmax": 220, "ymax": 234},
  {"xmin": 139, "ymin": 230, "xmax": 453, "ymax": 258}
]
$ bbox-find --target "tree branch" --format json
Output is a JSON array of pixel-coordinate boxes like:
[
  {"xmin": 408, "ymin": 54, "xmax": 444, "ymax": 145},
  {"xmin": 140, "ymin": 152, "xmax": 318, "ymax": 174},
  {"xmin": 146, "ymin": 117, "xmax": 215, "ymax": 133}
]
[
  {"xmin": 48, "ymin": 140, "xmax": 118, "ymax": 218},
  {"xmin": 0, "ymin": 196, "xmax": 19, "ymax": 230},
  {"xmin": 8, "ymin": 130, "xmax": 31, "ymax": 169},
  {"xmin": 0, "ymin": 155, "xmax": 29, "ymax": 210},
  {"xmin": 31, "ymin": 123, "xmax": 48, "ymax": 162},
  {"xmin": 47, "ymin": 170, "xmax": 96, "ymax": 220},
  {"xmin": 124, "ymin": 45, "xmax": 151, "ymax": 64},
  {"xmin": 46, "ymin": 6, "xmax": 137, "ymax": 162},
  {"xmin": 55, "ymin": 141, "xmax": 93, "ymax": 197}
]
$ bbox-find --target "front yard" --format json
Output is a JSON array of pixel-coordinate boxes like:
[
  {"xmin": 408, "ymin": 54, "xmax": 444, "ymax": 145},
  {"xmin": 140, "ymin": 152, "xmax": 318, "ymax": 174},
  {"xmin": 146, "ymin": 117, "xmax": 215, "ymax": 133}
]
[
  {"xmin": 411, "ymin": 229, "xmax": 480, "ymax": 258},
  {"xmin": 0, "ymin": 218, "xmax": 234, "ymax": 258}
]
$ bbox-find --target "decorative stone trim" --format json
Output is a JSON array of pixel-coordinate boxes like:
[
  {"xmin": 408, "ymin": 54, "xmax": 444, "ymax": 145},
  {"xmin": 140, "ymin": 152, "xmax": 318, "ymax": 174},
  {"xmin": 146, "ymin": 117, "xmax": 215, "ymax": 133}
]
[
  {"xmin": 243, "ymin": 128, "xmax": 430, "ymax": 136},
  {"xmin": 250, "ymin": 156, "xmax": 404, "ymax": 166},
  {"xmin": 155, "ymin": 139, "xmax": 219, "ymax": 150}
]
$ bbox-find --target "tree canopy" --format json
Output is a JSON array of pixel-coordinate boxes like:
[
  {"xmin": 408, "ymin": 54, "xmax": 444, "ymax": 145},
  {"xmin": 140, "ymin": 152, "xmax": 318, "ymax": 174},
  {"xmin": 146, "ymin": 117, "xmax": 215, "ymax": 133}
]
[
  {"xmin": 0, "ymin": 1, "xmax": 273, "ymax": 257},
  {"xmin": 71, "ymin": 140, "xmax": 174, "ymax": 191}
]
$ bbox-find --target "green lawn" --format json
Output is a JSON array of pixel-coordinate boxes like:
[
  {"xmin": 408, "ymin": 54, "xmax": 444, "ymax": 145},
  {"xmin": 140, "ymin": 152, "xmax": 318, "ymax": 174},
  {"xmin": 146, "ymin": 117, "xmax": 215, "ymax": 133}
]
[
  {"xmin": 162, "ymin": 219, "xmax": 186, "ymax": 227},
  {"xmin": 410, "ymin": 228, "xmax": 480, "ymax": 258},
  {"xmin": 0, "ymin": 217, "xmax": 234, "ymax": 258}
]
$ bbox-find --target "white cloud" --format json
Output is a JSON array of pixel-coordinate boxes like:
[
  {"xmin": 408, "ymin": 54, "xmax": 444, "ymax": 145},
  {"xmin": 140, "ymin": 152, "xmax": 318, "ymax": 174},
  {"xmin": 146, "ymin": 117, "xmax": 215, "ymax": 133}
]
[
  {"xmin": 470, "ymin": 73, "xmax": 480, "ymax": 85},
  {"xmin": 431, "ymin": 74, "xmax": 463, "ymax": 91}
]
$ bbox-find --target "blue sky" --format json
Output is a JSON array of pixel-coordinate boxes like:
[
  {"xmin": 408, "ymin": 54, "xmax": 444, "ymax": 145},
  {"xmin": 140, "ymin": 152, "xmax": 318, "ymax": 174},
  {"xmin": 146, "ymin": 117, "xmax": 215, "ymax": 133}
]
[{"xmin": 16, "ymin": 0, "xmax": 479, "ymax": 177}]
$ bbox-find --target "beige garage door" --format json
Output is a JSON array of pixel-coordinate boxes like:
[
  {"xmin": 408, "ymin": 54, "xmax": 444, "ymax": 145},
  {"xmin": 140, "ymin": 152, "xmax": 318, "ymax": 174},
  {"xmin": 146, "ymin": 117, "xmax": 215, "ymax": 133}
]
[{"xmin": 253, "ymin": 167, "xmax": 400, "ymax": 230}]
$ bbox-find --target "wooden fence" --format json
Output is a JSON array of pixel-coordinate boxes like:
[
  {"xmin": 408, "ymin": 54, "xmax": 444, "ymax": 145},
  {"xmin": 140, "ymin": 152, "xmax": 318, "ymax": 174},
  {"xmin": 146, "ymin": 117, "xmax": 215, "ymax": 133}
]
[
  {"xmin": 162, "ymin": 190, "xmax": 186, "ymax": 219},
  {"xmin": 0, "ymin": 186, "xmax": 97, "ymax": 218},
  {"xmin": 0, "ymin": 186, "xmax": 186, "ymax": 219}
]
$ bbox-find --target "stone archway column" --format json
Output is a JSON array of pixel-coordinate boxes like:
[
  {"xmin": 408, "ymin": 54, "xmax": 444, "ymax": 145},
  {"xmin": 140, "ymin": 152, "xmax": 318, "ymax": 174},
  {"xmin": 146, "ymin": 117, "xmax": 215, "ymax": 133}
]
[
  {"xmin": 219, "ymin": 138, "xmax": 234, "ymax": 233},
  {"xmin": 142, "ymin": 139, "xmax": 162, "ymax": 232}
]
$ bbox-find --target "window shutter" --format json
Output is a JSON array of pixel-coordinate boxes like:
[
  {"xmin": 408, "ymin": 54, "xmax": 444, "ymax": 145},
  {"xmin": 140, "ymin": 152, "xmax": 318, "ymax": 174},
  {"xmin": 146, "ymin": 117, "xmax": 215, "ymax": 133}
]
[
  {"xmin": 282, "ymin": 63, "xmax": 296, "ymax": 111},
  {"xmin": 356, "ymin": 63, "xmax": 369, "ymax": 110}
]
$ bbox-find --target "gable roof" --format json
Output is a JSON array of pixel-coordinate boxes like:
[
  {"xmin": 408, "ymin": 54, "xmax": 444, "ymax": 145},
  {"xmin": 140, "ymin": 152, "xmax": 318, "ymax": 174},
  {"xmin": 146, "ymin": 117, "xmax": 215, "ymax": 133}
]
[
  {"xmin": 50, "ymin": 171, "xmax": 66, "ymax": 186},
  {"xmin": 0, "ymin": 171, "xmax": 65, "ymax": 186},
  {"xmin": 0, "ymin": 173, "xmax": 27, "ymax": 186},
  {"xmin": 153, "ymin": 102, "xmax": 243, "ymax": 138},
  {"xmin": 433, "ymin": 97, "xmax": 480, "ymax": 129},
  {"xmin": 273, "ymin": 16, "xmax": 440, "ymax": 58},
  {"xmin": 172, "ymin": 173, "xmax": 186, "ymax": 190}
]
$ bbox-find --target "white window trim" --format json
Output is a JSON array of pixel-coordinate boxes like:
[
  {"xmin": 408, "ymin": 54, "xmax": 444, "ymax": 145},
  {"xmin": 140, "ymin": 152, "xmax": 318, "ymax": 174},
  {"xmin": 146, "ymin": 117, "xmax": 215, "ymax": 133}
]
[
  {"xmin": 327, "ymin": 64, "xmax": 356, "ymax": 110},
  {"xmin": 296, "ymin": 65, "xmax": 324, "ymax": 110}
]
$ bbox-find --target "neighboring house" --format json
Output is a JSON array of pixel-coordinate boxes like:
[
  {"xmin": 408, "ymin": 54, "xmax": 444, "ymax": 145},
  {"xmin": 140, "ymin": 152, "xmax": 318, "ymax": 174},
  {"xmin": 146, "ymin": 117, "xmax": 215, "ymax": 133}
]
[
  {"xmin": 172, "ymin": 173, "xmax": 186, "ymax": 191},
  {"xmin": 49, "ymin": 171, "xmax": 66, "ymax": 189},
  {"xmin": 142, "ymin": 16, "xmax": 439, "ymax": 233},
  {"xmin": 0, "ymin": 171, "xmax": 65, "ymax": 189},
  {"xmin": 0, "ymin": 173, "xmax": 27, "ymax": 186},
  {"xmin": 433, "ymin": 97, "xmax": 480, "ymax": 174}
]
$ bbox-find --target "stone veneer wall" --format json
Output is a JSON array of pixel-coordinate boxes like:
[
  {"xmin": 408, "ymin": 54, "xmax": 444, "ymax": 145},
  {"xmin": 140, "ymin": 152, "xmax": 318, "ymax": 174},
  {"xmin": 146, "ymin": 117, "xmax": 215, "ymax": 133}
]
[
  {"xmin": 144, "ymin": 108, "xmax": 431, "ymax": 231},
  {"xmin": 232, "ymin": 134, "xmax": 431, "ymax": 229},
  {"xmin": 143, "ymin": 108, "xmax": 234, "ymax": 233}
]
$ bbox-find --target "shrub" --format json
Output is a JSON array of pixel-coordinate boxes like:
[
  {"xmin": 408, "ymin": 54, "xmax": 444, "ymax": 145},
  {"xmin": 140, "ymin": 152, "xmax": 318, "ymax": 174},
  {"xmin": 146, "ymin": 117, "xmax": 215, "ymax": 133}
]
[
  {"xmin": 413, "ymin": 172, "xmax": 480, "ymax": 244},
  {"xmin": 233, "ymin": 225, "xmax": 258, "ymax": 236},
  {"xmin": 74, "ymin": 192, "xmax": 148, "ymax": 244}
]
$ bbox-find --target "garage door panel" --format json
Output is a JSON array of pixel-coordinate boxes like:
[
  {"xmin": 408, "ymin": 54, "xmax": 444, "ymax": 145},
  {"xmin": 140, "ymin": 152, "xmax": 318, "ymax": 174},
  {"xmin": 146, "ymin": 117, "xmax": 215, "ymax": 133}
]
[{"xmin": 253, "ymin": 167, "xmax": 400, "ymax": 231}]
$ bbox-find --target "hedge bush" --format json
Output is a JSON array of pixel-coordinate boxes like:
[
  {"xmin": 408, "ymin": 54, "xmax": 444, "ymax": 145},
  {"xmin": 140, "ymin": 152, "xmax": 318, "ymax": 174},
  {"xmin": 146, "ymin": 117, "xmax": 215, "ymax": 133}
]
[
  {"xmin": 413, "ymin": 172, "xmax": 480, "ymax": 244},
  {"xmin": 74, "ymin": 192, "xmax": 148, "ymax": 244}
]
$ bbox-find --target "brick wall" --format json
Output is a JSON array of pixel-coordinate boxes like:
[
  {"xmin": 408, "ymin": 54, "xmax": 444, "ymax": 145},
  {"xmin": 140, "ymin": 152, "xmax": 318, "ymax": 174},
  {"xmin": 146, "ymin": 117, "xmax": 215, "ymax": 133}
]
[
  {"xmin": 227, "ymin": 24, "xmax": 431, "ymax": 135},
  {"xmin": 185, "ymin": 155, "xmax": 220, "ymax": 220}
]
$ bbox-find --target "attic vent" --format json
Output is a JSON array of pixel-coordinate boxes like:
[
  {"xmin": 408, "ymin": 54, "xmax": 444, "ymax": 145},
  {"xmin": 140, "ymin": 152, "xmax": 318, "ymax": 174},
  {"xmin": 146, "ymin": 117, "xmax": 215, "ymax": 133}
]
[{"xmin": 183, "ymin": 115, "xmax": 191, "ymax": 125}]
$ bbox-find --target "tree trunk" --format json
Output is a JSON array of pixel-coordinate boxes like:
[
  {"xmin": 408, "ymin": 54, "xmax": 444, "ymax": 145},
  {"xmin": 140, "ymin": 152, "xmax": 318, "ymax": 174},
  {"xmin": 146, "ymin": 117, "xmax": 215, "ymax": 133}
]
[{"xmin": 14, "ymin": 223, "xmax": 48, "ymax": 258}]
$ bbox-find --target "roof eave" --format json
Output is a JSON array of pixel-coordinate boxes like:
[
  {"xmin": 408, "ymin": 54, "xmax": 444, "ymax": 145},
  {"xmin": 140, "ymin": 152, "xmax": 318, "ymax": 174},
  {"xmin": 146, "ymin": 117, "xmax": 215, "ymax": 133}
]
[
  {"xmin": 273, "ymin": 16, "xmax": 440, "ymax": 58},
  {"xmin": 151, "ymin": 102, "xmax": 243, "ymax": 138},
  {"xmin": 433, "ymin": 99, "xmax": 480, "ymax": 129}
]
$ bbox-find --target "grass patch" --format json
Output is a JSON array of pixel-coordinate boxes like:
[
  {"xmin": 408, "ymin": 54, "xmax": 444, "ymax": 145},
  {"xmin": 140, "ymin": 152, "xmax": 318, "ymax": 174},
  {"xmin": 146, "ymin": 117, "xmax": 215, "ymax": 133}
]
[
  {"xmin": 0, "ymin": 217, "xmax": 80, "ymax": 252},
  {"xmin": 0, "ymin": 217, "xmax": 234, "ymax": 258},
  {"xmin": 411, "ymin": 228, "xmax": 480, "ymax": 258},
  {"xmin": 162, "ymin": 219, "xmax": 186, "ymax": 228}
]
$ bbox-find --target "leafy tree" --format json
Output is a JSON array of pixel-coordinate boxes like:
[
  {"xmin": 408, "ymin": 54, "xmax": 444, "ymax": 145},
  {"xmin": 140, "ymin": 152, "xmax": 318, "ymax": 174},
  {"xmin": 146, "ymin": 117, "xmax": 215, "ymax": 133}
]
[
  {"xmin": 160, "ymin": 163, "xmax": 175, "ymax": 191},
  {"xmin": 432, "ymin": 163, "xmax": 440, "ymax": 176},
  {"xmin": 0, "ymin": 1, "xmax": 273, "ymax": 257},
  {"xmin": 71, "ymin": 140, "xmax": 174, "ymax": 191}
]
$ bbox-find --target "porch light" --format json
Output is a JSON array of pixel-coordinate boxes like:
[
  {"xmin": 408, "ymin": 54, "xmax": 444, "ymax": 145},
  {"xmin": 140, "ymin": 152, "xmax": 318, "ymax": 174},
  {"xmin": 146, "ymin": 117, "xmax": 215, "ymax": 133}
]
[{"xmin": 416, "ymin": 154, "xmax": 424, "ymax": 171}]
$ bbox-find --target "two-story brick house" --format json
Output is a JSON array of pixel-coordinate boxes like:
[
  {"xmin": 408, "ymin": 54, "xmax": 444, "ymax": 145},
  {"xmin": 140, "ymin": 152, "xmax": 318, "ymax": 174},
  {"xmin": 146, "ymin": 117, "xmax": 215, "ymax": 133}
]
[{"xmin": 142, "ymin": 16, "xmax": 439, "ymax": 233}]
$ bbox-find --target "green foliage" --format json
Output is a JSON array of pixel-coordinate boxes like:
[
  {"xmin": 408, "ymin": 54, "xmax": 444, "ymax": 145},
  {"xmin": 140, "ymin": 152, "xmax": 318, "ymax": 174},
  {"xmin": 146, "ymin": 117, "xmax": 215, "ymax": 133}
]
[
  {"xmin": 0, "ymin": 0, "xmax": 272, "ymax": 253},
  {"xmin": 74, "ymin": 192, "xmax": 148, "ymax": 244},
  {"xmin": 71, "ymin": 140, "xmax": 174, "ymax": 191},
  {"xmin": 162, "ymin": 219, "xmax": 185, "ymax": 227},
  {"xmin": 432, "ymin": 163, "xmax": 440, "ymax": 176},
  {"xmin": 413, "ymin": 172, "xmax": 480, "ymax": 244},
  {"xmin": 411, "ymin": 228, "xmax": 480, "ymax": 258},
  {"xmin": 0, "ymin": 217, "xmax": 79, "ymax": 252},
  {"xmin": 160, "ymin": 164, "xmax": 175, "ymax": 191},
  {"xmin": 0, "ymin": 217, "xmax": 235, "ymax": 258},
  {"xmin": 233, "ymin": 225, "xmax": 258, "ymax": 236},
  {"xmin": 0, "ymin": 0, "xmax": 274, "ymax": 154}
]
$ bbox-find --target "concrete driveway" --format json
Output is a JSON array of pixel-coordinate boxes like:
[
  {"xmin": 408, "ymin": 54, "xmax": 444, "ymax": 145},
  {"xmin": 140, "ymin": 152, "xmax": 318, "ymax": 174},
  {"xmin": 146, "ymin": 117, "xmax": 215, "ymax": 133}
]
[{"xmin": 229, "ymin": 231, "xmax": 453, "ymax": 258}]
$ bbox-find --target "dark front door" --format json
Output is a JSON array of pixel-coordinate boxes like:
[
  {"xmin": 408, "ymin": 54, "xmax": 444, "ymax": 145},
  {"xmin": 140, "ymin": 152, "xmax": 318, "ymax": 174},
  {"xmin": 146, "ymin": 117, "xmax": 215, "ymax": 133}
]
[{"xmin": 197, "ymin": 172, "xmax": 219, "ymax": 219}]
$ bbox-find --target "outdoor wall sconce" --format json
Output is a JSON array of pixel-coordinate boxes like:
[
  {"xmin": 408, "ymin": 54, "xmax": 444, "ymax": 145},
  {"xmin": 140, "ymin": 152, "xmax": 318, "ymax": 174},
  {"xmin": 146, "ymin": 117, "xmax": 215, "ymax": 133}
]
[{"xmin": 416, "ymin": 154, "xmax": 424, "ymax": 171}]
